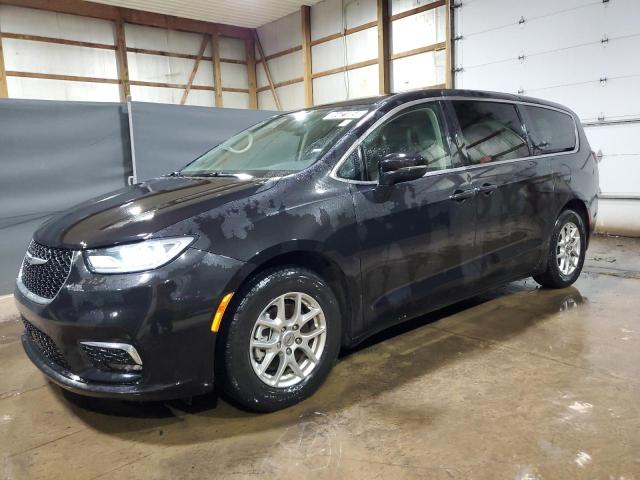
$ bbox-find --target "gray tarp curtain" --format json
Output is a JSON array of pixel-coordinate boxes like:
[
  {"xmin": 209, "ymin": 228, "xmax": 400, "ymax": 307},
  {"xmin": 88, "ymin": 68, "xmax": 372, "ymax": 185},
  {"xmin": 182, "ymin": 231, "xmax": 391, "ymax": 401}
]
[{"xmin": 0, "ymin": 99, "xmax": 275, "ymax": 294}]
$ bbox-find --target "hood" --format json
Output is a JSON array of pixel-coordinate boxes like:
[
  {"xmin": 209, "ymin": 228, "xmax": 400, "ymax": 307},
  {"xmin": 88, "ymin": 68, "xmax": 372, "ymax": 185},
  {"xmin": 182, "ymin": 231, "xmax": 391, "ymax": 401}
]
[{"xmin": 34, "ymin": 176, "xmax": 277, "ymax": 249}]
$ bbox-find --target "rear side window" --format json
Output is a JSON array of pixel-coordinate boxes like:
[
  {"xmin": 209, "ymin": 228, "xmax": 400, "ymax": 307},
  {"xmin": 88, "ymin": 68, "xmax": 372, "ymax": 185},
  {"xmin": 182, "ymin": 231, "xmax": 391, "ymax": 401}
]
[
  {"xmin": 452, "ymin": 100, "xmax": 529, "ymax": 164},
  {"xmin": 521, "ymin": 105, "xmax": 576, "ymax": 155}
]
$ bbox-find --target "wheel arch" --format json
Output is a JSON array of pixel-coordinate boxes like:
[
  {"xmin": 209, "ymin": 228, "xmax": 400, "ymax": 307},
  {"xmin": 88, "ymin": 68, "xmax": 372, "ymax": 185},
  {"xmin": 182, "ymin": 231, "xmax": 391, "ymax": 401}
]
[
  {"xmin": 217, "ymin": 241, "xmax": 357, "ymax": 349},
  {"xmin": 560, "ymin": 198, "xmax": 591, "ymax": 246}
]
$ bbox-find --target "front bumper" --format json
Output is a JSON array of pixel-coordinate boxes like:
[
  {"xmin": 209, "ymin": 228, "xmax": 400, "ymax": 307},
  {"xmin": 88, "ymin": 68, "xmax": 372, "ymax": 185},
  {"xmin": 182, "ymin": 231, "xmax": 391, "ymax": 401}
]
[{"xmin": 15, "ymin": 247, "xmax": 245, "ymax": 401}]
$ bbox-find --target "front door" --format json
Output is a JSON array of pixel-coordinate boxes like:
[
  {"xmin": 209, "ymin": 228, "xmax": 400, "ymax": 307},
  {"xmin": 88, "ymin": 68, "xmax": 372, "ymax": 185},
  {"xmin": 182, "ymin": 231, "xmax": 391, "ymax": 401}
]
[{"xmin": 345, "ymin": 101, "xmax": 478, "ymax": 336}]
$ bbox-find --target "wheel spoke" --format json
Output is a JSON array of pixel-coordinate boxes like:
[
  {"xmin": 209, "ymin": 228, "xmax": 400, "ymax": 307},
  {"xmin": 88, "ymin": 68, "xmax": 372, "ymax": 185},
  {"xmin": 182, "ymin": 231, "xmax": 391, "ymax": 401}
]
[
  {"xmin": 287, "ymin": 356, "xmax": 305, "ymax": 379},
  {"xmin": 271, "ymin": 353, "xmax": 287, "ymax": 386},
  {"xmin": 300, "ymin": 326, "xmax": 326, "ymax": 341},
  {"xmin": 275, "ymin": 295, "xmax": 286, "ymax": 322},
  {"xmin": 258, "ymin": 351, "xmax": 277, "ymax": 375},
  {"xmin": 255, "ymin": 317, "xmax": 279, "ymax": 330},
  {"xmin": 251, "ymin": 337, "xmax": 279, "ymax": 350},
  {"xmin": 300, "ymin": 307, "xmax": 321, "ymax": 325},
  {"xmin": 298, "ymin": 342, "xmax": 318, "ymax": 364},
  {"xmin": 293, "ymin": 293, "xmax": 303, "ymax": 323}
]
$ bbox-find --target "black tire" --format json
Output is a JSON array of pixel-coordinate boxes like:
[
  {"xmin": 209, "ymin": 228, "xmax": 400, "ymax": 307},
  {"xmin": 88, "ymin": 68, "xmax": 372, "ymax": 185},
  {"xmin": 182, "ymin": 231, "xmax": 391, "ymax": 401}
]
[
  {"xmin": 533, "ymin": 209, "xmax": 587, "ymax": 289},
  {"xmin": 218, "ymin": 267, "xmax": 341, "ymax": 412}
]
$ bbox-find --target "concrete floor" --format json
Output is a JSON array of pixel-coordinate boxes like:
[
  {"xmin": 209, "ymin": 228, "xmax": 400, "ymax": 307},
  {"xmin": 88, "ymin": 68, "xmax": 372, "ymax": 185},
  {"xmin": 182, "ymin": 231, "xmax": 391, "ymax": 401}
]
[{"xmin": 1, "ymin": 235, "xmax": 640, "ymax": 480}]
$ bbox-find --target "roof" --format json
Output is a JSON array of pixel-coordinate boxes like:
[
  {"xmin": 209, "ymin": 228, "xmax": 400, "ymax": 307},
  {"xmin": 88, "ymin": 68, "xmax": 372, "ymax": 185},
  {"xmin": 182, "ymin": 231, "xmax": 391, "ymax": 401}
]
[{"xmin": 296, "ymin": 88, "xmax": 575, "ymax": 117}]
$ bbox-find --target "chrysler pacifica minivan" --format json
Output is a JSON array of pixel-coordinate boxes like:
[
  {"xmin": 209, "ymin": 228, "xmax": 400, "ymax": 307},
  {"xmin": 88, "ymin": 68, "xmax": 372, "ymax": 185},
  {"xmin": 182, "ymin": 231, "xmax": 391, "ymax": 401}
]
[{"xmin": 16, "ymin": 89, "xmax": 598, "ymax": 411}]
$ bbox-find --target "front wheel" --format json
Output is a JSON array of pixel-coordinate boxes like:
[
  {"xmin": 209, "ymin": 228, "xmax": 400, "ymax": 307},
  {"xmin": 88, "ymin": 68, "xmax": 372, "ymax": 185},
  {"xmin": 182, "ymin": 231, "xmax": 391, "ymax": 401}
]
[
  {"xmin": 218, "ymin": 267, "xmax": 341, "ymax": 412},
  {"xmin": 533, "ymin": 209, "xmax": 587, "ymax": 289}
]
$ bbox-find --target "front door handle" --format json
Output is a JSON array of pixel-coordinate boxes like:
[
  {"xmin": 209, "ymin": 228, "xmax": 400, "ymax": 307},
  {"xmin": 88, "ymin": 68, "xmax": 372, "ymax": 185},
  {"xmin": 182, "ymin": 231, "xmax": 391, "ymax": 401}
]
[
  {"xmin": 477, "ymin": 183, "xmax": 498, "ymax": 195},
  {"xmin": 449, "ymin": 188, "xmax": 475, "ymax": 202}
]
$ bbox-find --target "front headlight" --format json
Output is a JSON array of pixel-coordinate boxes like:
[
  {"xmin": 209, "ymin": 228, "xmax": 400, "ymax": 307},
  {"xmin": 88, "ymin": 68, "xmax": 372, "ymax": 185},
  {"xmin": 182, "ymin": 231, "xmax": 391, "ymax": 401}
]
[{"xmin": 84, "ymin": 237, "xmax": 194, "ymax": 274}]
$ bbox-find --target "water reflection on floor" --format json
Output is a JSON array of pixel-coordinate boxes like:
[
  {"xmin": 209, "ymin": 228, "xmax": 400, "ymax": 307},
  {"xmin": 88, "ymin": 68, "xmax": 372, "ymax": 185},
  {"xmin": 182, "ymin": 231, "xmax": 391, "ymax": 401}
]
[{"xmin": 1, "ymin": 239, "xmax": 640, "ymax": 479}]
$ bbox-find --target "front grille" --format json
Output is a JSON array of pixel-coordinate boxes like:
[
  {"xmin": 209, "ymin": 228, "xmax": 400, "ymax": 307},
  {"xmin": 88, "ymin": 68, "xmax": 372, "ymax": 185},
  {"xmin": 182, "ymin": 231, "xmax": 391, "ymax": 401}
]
[
  {"xmin": 80, "ymin": 344, "xmax": 142, "ymax": 372},
  {"xmin": 23, "ymin": 319, "xmax": 71, "ymax": 371},
  {"xmin": 20, "ymin": 241, "xmax": 73, "ymax": 300}
]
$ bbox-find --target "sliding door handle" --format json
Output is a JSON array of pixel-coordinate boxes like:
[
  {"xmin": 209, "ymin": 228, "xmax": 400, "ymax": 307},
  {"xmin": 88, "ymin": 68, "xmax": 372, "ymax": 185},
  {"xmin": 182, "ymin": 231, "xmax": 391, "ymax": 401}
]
[
  {"xmin": 477, "ymin": 183, "xmax": 498, "ymax": 195},
  {"xmin": 449, "ymin": 189, "xmax": 475, "ymax": 202}
]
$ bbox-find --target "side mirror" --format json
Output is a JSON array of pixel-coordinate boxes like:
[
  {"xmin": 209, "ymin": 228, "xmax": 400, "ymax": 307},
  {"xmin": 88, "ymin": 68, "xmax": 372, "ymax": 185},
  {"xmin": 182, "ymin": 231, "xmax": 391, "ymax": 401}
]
[{"xmin": 378, "ymin": 153, "xmax": 428, "ymax": 186}]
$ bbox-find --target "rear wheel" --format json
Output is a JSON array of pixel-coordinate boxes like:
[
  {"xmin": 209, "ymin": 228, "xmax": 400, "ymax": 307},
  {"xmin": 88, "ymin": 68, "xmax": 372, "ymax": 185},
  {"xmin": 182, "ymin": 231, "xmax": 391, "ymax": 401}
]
[
  {"xmin": 218, "ymin": 267, "xmax": 341, "ymax": 412},
  {"xmin": 533, "ymin": 209, "xmax": 586, "ymax": 289}
]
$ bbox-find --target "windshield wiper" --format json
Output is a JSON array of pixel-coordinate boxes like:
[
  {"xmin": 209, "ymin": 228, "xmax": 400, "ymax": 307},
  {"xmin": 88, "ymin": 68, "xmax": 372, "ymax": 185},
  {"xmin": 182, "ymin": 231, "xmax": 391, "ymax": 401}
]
[
  {"xmin": 167, "ymin": 171, "xmax": 183, "ymax": 177},
  {"xmin": 194, "ymin": 171, "xmax": 242, "ymax": 178}
]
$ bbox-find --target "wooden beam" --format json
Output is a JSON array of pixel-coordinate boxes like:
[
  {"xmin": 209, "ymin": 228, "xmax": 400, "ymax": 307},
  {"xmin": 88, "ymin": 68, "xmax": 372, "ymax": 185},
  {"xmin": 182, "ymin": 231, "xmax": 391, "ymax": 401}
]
[
  {"xmin": 0, "ymin": 27, "xmax": 8, "ymax": 97},
  {"xmin": 389, "ymin": 0, "xmax": 446, "ymax": 21},
  {"xmin": 377, "ymin": 0, "xmax": 390, "ymax": 94},
  {"xmin": 256, "ymin": 45, "xmax": 302, "ymax": 64},
  {"xmin": 6, "ymin": 71, "xmax": 120, "ymax": 84},
  {"xmin": 257, "ymin": 77, "xmax": 303, "ymax": 93},
  {"xmin": 245, "ymin": 34, "xmax": 257, "ymax": 109},
  {"xmin": 114, "ymin": 19, "xmax": 130, "ymax": 101},
  {"xmin": 0, "ymin": 0, "xmax": 253, "ymax": 39},
  {"xmin": 211, "ymin": 30, "xmax": 223, "ymax": 107},
  {"xmin": 390, "ymin": 41, "xmax": 446, "ymax": 61},
  {"xmin": 301, "ymin": 5, "xmax": 313, "ymax": 107},
  {"xmin": 254, "ymin": 30, "xmax": 282, "ymax": 111},
  {"xmin": 221, "ymin": 57, "xmax": 247, "ymax": 65},
  {"xmin": 312, "ymin": 58, "xmax": 378, "ymax": 80},
  {"xmin": 180, "ymin": 34, "xmax": 208, "ymax": 105},
  {"xmin": 310, "ymin": 20, "xmax": 377, "ymax": 47},
  {"xmin": 127, "ymin": 47, "xmax": 207, "ymax": 61},
  {"xmin": 130, "ymin": 79, "xmax": 213, "ymax": 90},
  {"xmin": 222, "ymin": 87, "xmax": 250, "ymax": 94},
  {"xmin": 0, "ymin": 32, "xmax": 115, "ymax": 50}
]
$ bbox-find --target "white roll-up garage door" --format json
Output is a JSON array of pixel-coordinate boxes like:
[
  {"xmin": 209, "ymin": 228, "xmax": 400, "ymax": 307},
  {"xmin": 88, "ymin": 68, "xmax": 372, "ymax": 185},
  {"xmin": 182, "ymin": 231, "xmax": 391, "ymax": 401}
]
[{"xmin": 453, "ymin": 0, "xmax": 640, "ymax": 236}]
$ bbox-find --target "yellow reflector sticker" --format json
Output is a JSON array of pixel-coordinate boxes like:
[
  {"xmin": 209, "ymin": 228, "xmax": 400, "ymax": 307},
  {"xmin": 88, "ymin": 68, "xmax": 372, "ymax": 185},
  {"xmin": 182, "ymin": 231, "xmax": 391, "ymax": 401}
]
[{"xmin": 211, "ymin": 292, "xmax": 234, "ymax": 332}]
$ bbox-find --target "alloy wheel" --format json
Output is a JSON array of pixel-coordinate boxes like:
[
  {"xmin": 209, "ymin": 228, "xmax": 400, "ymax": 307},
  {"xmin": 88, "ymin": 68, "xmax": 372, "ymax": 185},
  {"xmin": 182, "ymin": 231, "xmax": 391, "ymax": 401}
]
[
  {"xmin": 556, "ymin": 221, "xmax": 581, "ymax": 276},
  {"xmin": 249, "ymin": 292, "xmax": 327, "ymax": 388}
]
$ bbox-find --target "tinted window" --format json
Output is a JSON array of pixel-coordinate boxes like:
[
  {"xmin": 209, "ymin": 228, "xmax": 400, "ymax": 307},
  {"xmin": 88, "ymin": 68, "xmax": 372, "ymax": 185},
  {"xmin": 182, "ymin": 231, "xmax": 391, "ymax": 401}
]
[
  {"xmin": 358, "ymin": 103, "xmax": 451, "ymax": 181},
  {"xmin": 452, "ymin": 100, "xmax": 529, "ymax": 164},
  {"xmin": 522, "ymin": 105, "xmax": 576, "ymax": 155}
]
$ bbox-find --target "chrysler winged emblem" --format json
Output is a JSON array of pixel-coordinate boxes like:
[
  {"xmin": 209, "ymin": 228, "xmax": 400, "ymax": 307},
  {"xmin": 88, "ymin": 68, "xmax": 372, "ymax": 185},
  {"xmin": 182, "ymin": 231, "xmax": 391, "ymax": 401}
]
[{"xmin": 25, "ymin": 251, "xmax": 48, "ymax": 265}]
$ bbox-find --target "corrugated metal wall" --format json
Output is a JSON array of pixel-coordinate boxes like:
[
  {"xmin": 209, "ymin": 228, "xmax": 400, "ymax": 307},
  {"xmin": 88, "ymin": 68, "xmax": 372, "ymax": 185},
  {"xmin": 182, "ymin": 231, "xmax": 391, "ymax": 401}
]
[{"xmin": 454, "ymin": 0, "xmax": 640, "ymax": 236}]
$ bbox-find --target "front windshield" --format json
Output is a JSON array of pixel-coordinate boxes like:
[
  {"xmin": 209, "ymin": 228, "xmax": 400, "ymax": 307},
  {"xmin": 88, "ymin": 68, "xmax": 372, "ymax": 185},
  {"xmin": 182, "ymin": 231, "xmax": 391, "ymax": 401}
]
[{"xmin": 180, "ymin": 106, "xmax": 371, "ymax": 177}]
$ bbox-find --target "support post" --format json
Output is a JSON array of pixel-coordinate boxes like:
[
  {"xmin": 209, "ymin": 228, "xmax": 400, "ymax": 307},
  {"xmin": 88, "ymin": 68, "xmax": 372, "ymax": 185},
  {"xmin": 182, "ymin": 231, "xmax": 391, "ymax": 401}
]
[
  {"xmin": 246, "ymin": 35, "xmax": 257, "ymax": 109},
  {"xmin": 377, "ymin": 0, "xmax": 390, "ymax": 94},
  {"xmin": 115, "ymin": 18, "xmax": 130, "ymax": 102},
  {"xmin": 301, "ymin": 5, "xmax": 313, "ymax": 107},
  {"xmin": 0, "ymin": 30, "xmax": 8, "ymax": 97},
  {"xmin": 211, "ymin": 28, "xmax": 223, "ymax": 107}
]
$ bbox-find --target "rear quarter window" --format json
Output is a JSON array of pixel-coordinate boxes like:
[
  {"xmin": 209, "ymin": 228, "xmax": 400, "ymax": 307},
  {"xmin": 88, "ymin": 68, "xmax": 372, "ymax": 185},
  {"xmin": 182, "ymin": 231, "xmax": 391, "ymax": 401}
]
[{"xmin": 521, "ymin": 105, "xmax": 577, "ymax": 155}]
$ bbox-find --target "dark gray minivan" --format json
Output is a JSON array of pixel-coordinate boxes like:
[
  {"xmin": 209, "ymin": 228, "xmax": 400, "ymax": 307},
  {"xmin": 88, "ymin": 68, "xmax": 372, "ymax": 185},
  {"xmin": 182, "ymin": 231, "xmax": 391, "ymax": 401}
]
[{"xmin": 16, "ymin": 89, "xmax": 598, "ymax": 411}]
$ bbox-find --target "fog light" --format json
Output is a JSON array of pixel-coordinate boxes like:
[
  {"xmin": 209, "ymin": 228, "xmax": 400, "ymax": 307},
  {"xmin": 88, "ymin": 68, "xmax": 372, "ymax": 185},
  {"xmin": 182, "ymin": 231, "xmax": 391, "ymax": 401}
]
[{"xmin": 80, "ymin": 341, "xmax": 143, "ymax": 373}]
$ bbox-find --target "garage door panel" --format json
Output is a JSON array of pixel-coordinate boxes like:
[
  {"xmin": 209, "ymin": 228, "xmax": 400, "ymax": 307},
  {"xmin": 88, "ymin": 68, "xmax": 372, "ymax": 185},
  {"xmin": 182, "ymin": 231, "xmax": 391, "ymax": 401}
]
[
  {"xmin": 521, "ymin": 44, "xmax": 607, "ymax": 91},
  {"xmin": 460, "ymin": 0, "xmax": 592, "ymax": 38},
  {"xmin": 597, "ymin": 154, "xmax": 640, "ymax": 195},
  {"xmin": 584, "ymin": 124, "xmax": 639, "ymax": 155},
  {"xmin": 458, "ymin": 60, "xmax": 526, "ymax": 92},
  {"xmin": 458, "ymin": 24, "xmax": 524, "ymax": 68},
  {"xmin": 527, "ymin": 76, "xmax": 640, "ymax": 122}
]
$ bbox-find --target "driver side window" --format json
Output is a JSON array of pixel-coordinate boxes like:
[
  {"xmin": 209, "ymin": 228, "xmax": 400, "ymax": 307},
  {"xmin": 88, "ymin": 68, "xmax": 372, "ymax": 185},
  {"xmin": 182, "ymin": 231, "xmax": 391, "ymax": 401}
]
[{"xmin": 361, "ymin": 103, "xmax": 451, "ymax": 181}]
